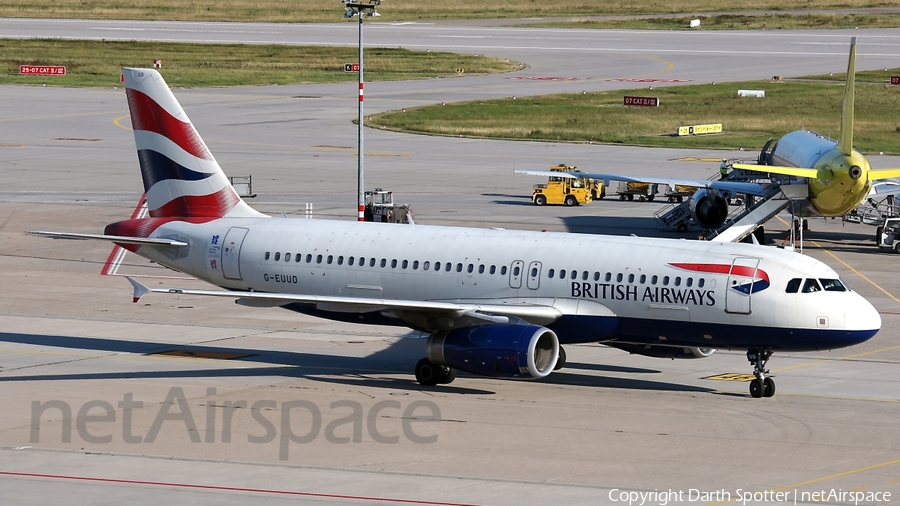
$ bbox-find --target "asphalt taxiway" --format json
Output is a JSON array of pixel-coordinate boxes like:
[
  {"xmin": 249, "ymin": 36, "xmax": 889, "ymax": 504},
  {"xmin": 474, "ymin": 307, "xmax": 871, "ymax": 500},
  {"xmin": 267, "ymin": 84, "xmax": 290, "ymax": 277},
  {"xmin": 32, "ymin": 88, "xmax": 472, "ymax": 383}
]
[{"xmin": 0, "ymin": 21, "xmax": 899, "ymax": 506}]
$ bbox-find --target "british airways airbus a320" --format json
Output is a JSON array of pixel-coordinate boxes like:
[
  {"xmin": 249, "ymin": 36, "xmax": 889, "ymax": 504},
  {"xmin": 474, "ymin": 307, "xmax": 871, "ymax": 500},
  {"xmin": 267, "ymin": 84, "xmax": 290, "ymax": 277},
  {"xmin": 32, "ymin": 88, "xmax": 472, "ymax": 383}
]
[{"xmin": 32, "ymin": 68, "xmax": 881, "ymax": 398}]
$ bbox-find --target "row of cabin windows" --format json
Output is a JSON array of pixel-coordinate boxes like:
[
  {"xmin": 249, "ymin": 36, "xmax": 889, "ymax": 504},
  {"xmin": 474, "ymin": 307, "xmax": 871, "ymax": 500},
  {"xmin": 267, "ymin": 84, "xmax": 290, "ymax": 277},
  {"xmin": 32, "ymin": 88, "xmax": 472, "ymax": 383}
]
[
  {"xmin": 263, "ymin": 252, "xmax": 707, "ymax": 287},
  {"xmin": 264, "ymin": 251, "xmax": 511, "ymax": 275},
  {"xmin": 545, "ymin": 268, "xmax": 705, "ymax": 288},
  {"xmin": 785, "ymin": 278, "xmax": 847, "ymax": 293}
]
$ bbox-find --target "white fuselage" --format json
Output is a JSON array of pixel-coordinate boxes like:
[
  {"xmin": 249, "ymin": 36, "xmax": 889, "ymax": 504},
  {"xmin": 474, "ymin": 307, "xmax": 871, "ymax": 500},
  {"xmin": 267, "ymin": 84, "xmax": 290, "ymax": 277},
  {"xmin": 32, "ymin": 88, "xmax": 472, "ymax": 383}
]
[{"xmin": 132, "ymin": 217, "xmax": 880, "ymax": 352}]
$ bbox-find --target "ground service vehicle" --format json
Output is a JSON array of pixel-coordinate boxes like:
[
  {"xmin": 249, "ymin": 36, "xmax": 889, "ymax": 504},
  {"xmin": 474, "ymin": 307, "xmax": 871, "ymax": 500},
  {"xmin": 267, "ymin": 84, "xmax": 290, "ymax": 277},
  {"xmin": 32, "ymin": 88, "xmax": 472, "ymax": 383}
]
[
  {"xmin": 876, "ymin": 217, "xmax": 900, "ymax": 252},
  {"xmin": 531, "ymin": 165, "xmax": 601, "ymax": 206}
]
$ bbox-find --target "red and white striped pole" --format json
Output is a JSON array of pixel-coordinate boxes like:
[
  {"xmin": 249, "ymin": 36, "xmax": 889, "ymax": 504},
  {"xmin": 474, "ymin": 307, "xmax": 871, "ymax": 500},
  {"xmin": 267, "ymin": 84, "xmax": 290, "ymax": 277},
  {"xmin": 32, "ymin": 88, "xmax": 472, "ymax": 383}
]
[{"xmin": 357, "ymin": 9, "xmax": 365, "ymax": 221}]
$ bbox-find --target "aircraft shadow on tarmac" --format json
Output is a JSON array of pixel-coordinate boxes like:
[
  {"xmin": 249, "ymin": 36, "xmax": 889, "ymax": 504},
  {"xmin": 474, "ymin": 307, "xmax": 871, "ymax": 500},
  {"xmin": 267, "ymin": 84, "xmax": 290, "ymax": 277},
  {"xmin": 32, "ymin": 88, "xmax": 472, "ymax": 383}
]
[
  {"xmin": 0, "ymin": 332, "xmax": 711, "ymax": 394},
  {"xmin": 560, "ymin": 216, "xmax": 684, "ymax": 238}
]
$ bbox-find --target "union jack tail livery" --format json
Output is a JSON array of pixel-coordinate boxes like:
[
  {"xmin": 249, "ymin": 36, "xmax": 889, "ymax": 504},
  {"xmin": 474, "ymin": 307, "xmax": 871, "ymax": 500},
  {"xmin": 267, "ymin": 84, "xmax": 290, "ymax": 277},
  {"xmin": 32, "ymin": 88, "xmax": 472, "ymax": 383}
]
[{"xmin": 122, "ymin": 68, "xmax": 263, "ymax": 219}]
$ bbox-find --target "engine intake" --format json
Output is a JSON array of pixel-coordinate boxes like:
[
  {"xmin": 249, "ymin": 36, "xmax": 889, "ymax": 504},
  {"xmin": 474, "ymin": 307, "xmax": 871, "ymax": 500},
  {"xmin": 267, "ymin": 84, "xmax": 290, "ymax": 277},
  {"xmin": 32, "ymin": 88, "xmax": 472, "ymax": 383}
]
[
  {"xmin": 690, "ymin": 188, "xmax": 729, "ymax": 229},
  {"xmin": 426, "ymin": 324, "xmax": 559, "ymax": 379}
]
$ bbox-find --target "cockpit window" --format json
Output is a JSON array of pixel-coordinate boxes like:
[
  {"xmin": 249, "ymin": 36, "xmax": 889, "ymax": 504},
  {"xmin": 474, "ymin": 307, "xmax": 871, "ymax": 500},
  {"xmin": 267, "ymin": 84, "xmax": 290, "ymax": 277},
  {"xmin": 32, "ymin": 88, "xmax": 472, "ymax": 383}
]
[
  {"xmin": 785, "ymin": 278, "xmax": 801, "ymax": 293},
  {"xmin": 819, "ymin": 279, "xmax": 847, "ymax": 292},
  {"xmin": 801, "ymin": 278, "xmax": 822, "ymax": 293}
]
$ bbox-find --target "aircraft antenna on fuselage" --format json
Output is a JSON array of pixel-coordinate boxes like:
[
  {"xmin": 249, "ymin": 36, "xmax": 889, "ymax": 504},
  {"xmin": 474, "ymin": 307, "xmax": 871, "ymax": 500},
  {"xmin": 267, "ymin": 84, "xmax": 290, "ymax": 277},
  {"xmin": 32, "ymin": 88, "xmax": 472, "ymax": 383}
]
[{"xmin": 836, "ymin": 37, "xmax": 857, "ymax": 157}]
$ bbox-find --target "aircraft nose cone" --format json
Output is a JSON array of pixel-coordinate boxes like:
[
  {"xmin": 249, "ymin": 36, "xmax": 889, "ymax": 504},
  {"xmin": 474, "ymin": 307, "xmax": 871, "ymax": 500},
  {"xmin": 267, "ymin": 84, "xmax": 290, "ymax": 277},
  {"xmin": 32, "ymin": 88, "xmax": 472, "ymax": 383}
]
[{"xmin": 843, "ymin": 293, "xmax": 881, "ymax": 345}]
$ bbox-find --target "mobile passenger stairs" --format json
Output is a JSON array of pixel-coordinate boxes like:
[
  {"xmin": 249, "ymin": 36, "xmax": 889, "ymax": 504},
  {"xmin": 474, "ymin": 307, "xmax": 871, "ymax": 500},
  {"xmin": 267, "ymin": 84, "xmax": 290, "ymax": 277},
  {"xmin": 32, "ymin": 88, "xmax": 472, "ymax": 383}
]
[{"xmin": 654, "ymin": 160, "xmax": 808, "ymax": 242}]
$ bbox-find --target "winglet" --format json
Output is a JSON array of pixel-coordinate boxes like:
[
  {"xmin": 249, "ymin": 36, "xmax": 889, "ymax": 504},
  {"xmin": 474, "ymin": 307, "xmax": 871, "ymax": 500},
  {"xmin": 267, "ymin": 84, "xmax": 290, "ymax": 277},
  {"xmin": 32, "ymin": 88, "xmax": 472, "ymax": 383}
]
[
  {"xmin": 836, "ymin": 37, "xmax": 856, "ymax": 156},
  {"xmin": 127, "ymin": 276, "xmax": 151, "ymax": 303}
]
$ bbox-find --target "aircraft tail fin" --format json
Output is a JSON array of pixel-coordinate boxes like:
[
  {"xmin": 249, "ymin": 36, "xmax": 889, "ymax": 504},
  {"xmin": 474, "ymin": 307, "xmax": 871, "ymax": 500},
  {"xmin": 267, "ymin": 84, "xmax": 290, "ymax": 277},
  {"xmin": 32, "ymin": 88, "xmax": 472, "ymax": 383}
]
[
  {"xmin": 836, "ymin": 37, "xmax": 857, "ymax": 157},
  {"xmin": 122, "ymin": 68, "xmax": 263, "ymax": 219}
]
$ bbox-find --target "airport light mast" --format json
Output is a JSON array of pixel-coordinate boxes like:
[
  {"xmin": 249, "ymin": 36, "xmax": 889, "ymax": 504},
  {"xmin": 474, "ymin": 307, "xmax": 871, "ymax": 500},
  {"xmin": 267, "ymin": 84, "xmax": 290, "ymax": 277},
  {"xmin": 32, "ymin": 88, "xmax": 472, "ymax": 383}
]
[{"xmin": 342, "ymin": 0, "xmax": 382, "ymax": 221}]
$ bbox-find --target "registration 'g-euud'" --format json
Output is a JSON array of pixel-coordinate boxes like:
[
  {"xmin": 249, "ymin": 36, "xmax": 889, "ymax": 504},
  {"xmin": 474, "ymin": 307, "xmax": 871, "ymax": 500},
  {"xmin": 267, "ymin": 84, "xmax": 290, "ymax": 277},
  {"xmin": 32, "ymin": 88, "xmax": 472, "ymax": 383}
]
[{"xmin": 33, "ymin": 68, "xmax": 881, "ymax": 398}]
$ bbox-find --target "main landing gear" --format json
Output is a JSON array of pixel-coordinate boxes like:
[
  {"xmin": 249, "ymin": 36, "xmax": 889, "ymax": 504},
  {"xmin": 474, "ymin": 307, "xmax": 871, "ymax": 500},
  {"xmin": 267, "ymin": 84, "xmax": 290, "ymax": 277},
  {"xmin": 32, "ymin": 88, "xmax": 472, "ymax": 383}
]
[
  {"xmin": 747, "ymin": 349, "xmax": 775, "ymax": 398},
  {"xmin": 414, "ymin": 358, "xmax": 456, "ymax": 386}
]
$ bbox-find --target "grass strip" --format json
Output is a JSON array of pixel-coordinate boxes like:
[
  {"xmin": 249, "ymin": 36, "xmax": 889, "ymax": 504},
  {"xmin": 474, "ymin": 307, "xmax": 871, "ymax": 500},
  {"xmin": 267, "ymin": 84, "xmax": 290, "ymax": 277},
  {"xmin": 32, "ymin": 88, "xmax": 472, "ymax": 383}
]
[
  {"xmin": 369, "ymin": 76, "xmax": 900, "ymax": 154},
  {"xmin": 0, "ymin": 39, "xmax": 521, "ymax": 87},
  {"xmin": 0, "ymin": 0, "xmax": 893, "ymax": 23}
]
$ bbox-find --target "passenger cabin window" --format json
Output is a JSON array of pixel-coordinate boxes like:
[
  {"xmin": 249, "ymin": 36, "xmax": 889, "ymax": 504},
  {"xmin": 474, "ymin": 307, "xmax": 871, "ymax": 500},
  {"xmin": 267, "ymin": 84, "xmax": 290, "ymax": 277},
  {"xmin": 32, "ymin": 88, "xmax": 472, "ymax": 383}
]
[
  {"xmin": 548, "ymin": 269, "xmax": 555, "ymax": 278},
  {"xmin": 265, "ymin": 252, "xmax": 270, "ymax": 260},
  {"xmin": 370, "ymin": 258, "xmax": 376, "ymax": 267},
  {"xmin": 296, "ymin": 254, "xmax": 302, "ymax": 263},
  {"xmin": 402, "ymin": 260, "xmax": 408, "ymax": 269},
  {"xmin": 338, "ymin": 256, "xmax": 344, "ymax": 265},
  {"xmin": 582, "ymin": 271, "xmax": 589, "ymax": 281},
  {"xmin": 559, "ymin": 270, "xmax": 566, "ymax": 279},
  {"xmin": 501, "ymin": 266, "xmax": 508, "ymax": 275},
  {"xmin": 380, "ymin": 259, "xmax": 387, "ymax": 268},
  {"xmin": 802, "ymin": 279, "xmax": 822, "ymax": 293},
  {"xmin": 327, "ymin": 255, "xmax": 333, "ymax": 264},
  {"xmin": 594, "ymin": 272, "xmax": 601, "ymax": 281},
  {"xmin": 316, "ymin": 255, "xmax": 322, "ymax": 264},
  {"xmin": 570, "ymin": 271, "xmax": 577, "ymax": 280},
  {"xmin": 349, "ymin": 257, "xmax": 355, "ymax": 266},
  {"xmin": 674, "ymin": 277, "xmax": 681, "ymax": 287},
  {"xmin": 820, "ymin": 279, "xmax": 847, "ymax": 292},
  {"xmin": 478, "ymin": 265, "xmax": 485, "ymax": 274},
  {"xmin": 285, "ymin": 253, "xmax": 291, "ymax": 262},
  {"xmin": 513, "ymin": 266, "xmax": 520, "ymax": 276},
  {"xmin": 274, "ymin": 252, "xmax": 281, "ymax": 261},
  {"xmin": 640, "ymin": 274, "xmax": 646, "ymax": 284},
  {"xmin": 445, "ymin": 263, "xmax": 452, "ymax": 272},
  {"xmin": 468, "ymin": 264, "xmax": 474, "ymax": 273},
  {"xmin": 663, "ymin": 276, "xmax": 669, "ymax": 286},
  {"xmin": 698, "ymin": 278, "xmax": 705, "ymax": 288},
  {"xmin": 785, "ymin": 278, "xmax": 802, "ymax": 293},
  {"xmin": 413, "ymin": 260, "xmax": 419, "ymax": 270},
  {"xmin": 616, "ymin": 273, "xmax": 623, "ymax": 283},
  {"xmin": 605, "ymin": 272, "xmax": 612, "ymax": 282},
  {"xmin": 686, "ymin": 277, "xmax": 692, "ymax": 287},
  {"xmin": 628, "ymin": 274, "xmax": 634, "ymax": 283},
  {"xmin": 651, "ymin": 275, "xmax": 658, "ymax": 285},
  {"xmin": 423, "ymin": 261, "xmax": 430, "ymax": 270},
  {"xmin": 456, "ymin": 263, "xmax": 463, "ymax": 272},
  {"xmin": 490, "ymin": 265, "xmax": 496, "ymax": 274}
]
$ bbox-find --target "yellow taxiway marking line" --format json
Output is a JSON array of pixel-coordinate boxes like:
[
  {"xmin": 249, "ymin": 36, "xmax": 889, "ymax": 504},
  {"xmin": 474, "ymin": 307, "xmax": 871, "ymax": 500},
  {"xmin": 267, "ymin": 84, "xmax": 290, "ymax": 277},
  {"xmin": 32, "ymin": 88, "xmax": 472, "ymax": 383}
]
[
  {"xmin": 113, "ymin": 114, "xmax": 132, "ymax": 131},
  {"xmin": 887, "ymin": 476, "xmax": 900, "ymax": 484},
  {"xmin": 708, "ymin": 457, "xmax": 900, "ymax": 505},
  {"xmin": 841, "ymin": 345, "xmax": 900, "ymax": 359},
  {"xmin": 771, "ymin": 359, "xmax": 832, "ymax": 372}
]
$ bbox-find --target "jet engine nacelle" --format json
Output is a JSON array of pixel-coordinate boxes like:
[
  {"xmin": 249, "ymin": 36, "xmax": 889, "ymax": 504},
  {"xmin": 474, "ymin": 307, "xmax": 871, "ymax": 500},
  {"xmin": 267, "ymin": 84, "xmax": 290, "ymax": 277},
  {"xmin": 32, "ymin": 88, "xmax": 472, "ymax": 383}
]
[
  {"xmin": 607, "ymin": 342, "xmax": 716, "ymax": 359},
  {"xmin": 690, "ymin": 188, "xmax": 729, "ymax": 229},
  {"xmin": 426, "ymin": 324, "xmax": 559, "ymax": 379}
]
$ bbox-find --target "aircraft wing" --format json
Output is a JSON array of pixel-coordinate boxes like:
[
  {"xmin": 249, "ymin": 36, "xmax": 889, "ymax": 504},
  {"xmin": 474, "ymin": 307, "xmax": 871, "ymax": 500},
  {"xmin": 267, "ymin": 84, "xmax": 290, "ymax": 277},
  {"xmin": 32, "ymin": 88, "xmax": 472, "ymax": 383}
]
[
  {"xmin": 29, "ymin": 231, "xmax": 188, "ymax": 247},
  {"xmin": 127, "ymin": 277, "xmax": 564, "ymax": 326},
  {"xmin": 515, "ymin": 169, "xmax": 768, "ymax": 196},
  {"xmin": 731, "ymin": 163, "xmax": 819, "ymax": 179}
]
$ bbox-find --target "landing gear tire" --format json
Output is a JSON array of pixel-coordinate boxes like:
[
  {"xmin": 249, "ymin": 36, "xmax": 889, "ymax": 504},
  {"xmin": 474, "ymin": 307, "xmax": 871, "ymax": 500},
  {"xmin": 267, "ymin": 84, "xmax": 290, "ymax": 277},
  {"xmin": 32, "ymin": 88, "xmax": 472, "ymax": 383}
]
[
  {"xmin": 747, "ymin": 349, "xmax": 775, "ymax": 398},
  {"xmin": 564, "ymin": 195, "xmax": 578, "ymax": 206},
  {"xmin": 749, "ymin": 379, "xmax": 763, "ymax": 398},
  {"xmin": 534, "ymin": 194, "xmax": 547, "ymax": 206},
  {"xmin": 415, "ymin": 358, "xmax": 455, "ymax": 386},
  {"xmin": 554, "ymin": 346, "xmax": 567, "ymax": 370},
  {"xmin": 677, "ymin": 223, "xmax": 688, "ymax": 233},
  {"xmin": 763, "ymin": 377, "xmax": 776, "ymax": 397}
]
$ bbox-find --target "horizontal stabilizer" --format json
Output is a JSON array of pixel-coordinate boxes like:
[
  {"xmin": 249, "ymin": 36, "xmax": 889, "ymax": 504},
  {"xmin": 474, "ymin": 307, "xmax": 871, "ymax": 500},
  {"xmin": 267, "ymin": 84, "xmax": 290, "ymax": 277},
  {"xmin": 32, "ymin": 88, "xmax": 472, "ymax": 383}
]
[
  {"xmin": 868, "ymin": 168, "xmax": 900, "ymax": 182},
  {"xmin": 731, "ymin": 163, "xmax": 819, "ymax": 179},
  {"xmin": 29, "ymin": 231, "xmax": 188, "ymax": 247}
]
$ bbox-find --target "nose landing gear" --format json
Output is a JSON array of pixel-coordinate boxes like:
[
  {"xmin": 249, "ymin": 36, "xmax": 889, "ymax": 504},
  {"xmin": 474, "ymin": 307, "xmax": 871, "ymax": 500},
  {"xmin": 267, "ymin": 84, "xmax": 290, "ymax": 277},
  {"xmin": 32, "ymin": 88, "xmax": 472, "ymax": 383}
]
[{"xmin": 747, "ymin": 349, "xmax": 775, "ymax": 398}]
